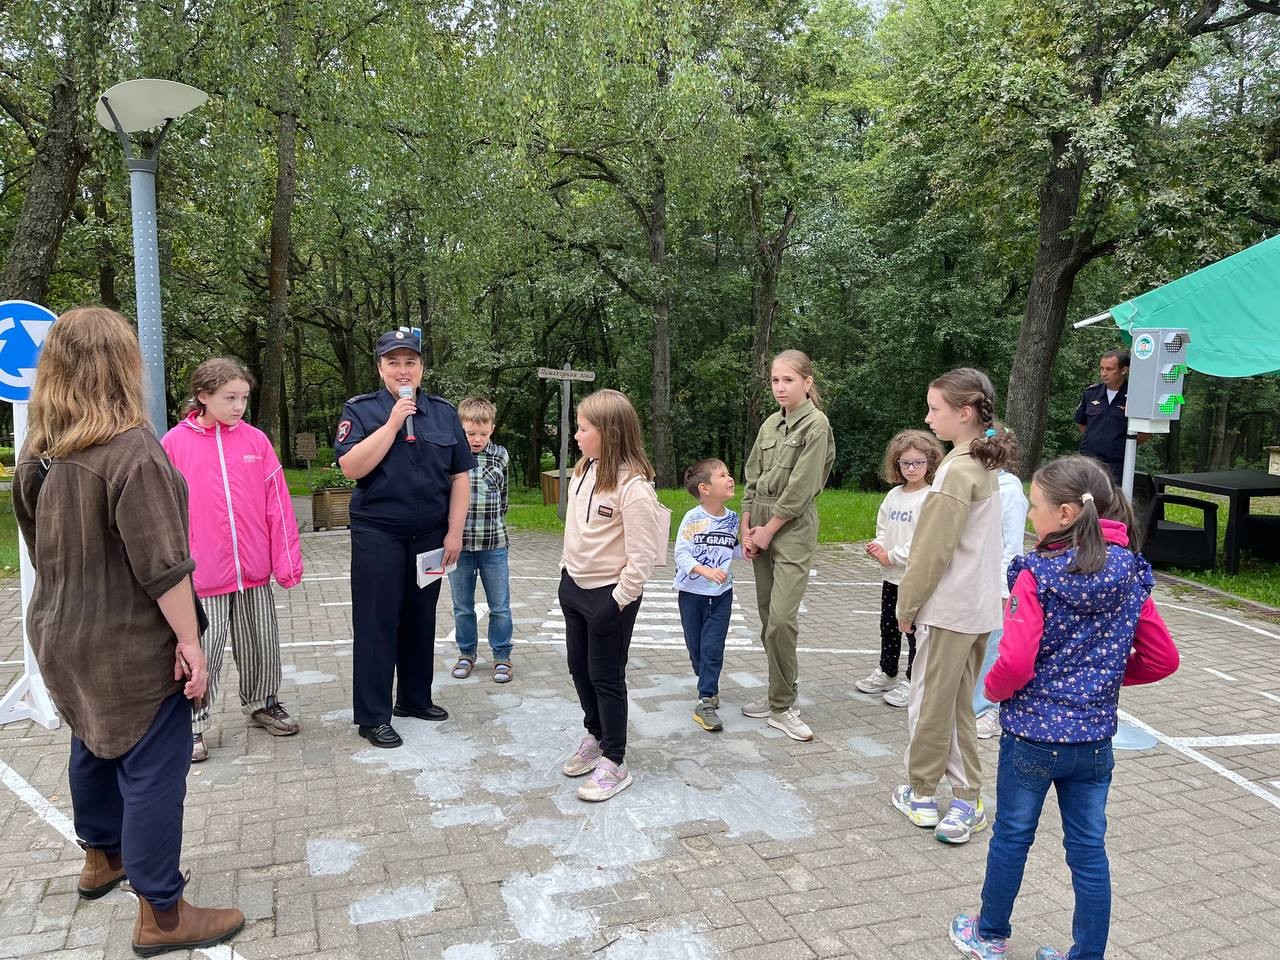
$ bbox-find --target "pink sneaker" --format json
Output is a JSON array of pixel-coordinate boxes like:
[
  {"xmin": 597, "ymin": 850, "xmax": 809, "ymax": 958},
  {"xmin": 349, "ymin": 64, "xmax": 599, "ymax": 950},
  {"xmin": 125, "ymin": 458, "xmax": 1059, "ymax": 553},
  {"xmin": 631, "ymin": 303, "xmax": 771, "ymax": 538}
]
[
  {"xmin": 561, "ymin": 735, "xmax": 603, "ymax": 777},
  {"xmin": 576, "ymin": 758, "xmax": 633, "ymax": 802}
]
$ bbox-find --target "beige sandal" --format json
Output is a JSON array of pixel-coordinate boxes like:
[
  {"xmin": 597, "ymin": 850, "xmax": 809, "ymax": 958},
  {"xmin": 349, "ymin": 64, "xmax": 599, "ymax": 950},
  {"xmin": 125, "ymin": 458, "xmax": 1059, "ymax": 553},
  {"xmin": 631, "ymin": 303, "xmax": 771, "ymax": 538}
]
[{"xmin": 451, "ymin": 657, "xmax": 475, "ymax": 679}]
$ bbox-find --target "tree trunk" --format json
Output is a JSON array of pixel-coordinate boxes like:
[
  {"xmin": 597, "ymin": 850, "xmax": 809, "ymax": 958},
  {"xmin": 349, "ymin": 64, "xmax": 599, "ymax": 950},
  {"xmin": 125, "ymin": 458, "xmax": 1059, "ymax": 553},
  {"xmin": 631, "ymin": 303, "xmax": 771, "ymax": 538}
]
[
  {"xmin": 649, "ymin": 153, "xmax": 674, "ymax": 487},
  {"xmin": 744, "ymin": 181, "xmax": 796, "ymax": 469},
  {"xmin": 1005, "ymin": 131, "xmax": 1088, "ymax": 477},
  {"xmin": 1, "ymin": 70, "xmax": 89, "ymax": 304},
  {"xmin": 1208, "ymin": 383, "xmax": 1230, "ymax": 469},
  {"xmin": 258, "ymin": 0, "xmax": 297, "ymax": 447},
  {"xmin": 290, "ymin": 325, "xmax": 304, "ymax": 453}
]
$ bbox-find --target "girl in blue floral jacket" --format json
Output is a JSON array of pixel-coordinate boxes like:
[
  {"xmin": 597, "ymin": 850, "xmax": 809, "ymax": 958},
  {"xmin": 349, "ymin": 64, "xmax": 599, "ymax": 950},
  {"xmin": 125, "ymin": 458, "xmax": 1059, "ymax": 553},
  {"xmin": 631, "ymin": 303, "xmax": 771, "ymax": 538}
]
[{"xmin": 950, "ymin": 455, "xmax": 1179, "ymax": 960}]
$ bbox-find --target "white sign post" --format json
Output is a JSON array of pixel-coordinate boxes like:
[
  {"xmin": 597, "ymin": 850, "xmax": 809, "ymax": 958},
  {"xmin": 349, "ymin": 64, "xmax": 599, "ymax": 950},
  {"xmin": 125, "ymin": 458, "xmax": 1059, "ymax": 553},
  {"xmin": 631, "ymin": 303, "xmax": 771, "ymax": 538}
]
[
  {"xmin": 0, "ymin": 300, "xmax": 59, "ymax": 729},
  {"xmin": 537, "ymin": 365, "xmax": 596, "ymax": 520}
]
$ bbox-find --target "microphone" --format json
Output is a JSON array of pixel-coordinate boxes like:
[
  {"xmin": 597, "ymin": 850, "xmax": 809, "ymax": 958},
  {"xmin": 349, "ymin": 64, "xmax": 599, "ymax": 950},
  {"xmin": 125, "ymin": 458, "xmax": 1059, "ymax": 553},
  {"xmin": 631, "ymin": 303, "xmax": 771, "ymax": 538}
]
[{"xmin": 399, "ymin": 385, "xmax": 416, "ymax": 442}]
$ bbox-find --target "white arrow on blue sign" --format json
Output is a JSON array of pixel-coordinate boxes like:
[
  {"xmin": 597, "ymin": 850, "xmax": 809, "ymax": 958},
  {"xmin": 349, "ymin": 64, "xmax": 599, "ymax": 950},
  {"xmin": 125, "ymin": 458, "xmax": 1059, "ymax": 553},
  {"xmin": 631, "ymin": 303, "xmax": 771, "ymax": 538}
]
[{"xmin": 0, "ymin": 300, "xmax": 57, "ymax": 404}]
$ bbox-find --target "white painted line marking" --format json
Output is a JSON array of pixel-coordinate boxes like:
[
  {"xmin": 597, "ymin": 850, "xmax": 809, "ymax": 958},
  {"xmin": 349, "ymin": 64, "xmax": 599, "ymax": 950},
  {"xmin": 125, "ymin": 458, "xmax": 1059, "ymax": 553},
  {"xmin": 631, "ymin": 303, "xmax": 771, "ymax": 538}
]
[
  {"xmin": 320, "ymin": 601, "xmax": 352, "ymax": 607},
  {"xmin": 1261, "ymin": 691, "xmax": 1280, "ymax": 705},
  {"xmin": 1169, "ymin": 733, "xmax": 1280, "ymax": 748},
  {"xmin": 1203, "ymin": 667, "xmax": 1238, "ymax": 682},
  {"xmin": 0, "ymin": 759, "xmax": 78, "ymax": 843},
  {"xmin": 1117, "ymin": 710, "xmax": 1280, "ymax": 812},
  {"xmin": 1163, "ymin": 603, "xmax": 1280, "ymax": 641}
]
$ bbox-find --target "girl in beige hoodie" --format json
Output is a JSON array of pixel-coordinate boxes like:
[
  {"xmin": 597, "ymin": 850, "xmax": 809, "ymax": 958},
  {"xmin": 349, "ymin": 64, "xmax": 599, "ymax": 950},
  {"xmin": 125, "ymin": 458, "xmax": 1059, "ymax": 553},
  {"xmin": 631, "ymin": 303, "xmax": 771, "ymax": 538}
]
[{"xmin": 557, "ymin": 389, "xmax": 667, "ymax": 802}]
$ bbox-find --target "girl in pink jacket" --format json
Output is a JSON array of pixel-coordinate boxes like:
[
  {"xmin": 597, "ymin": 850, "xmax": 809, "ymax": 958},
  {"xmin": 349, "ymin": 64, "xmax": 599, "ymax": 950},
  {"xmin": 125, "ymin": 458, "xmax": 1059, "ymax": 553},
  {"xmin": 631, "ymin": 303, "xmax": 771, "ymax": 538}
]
[{"xmin": 162, "ymin": 358, "xmax": 304, "ymax": 762}]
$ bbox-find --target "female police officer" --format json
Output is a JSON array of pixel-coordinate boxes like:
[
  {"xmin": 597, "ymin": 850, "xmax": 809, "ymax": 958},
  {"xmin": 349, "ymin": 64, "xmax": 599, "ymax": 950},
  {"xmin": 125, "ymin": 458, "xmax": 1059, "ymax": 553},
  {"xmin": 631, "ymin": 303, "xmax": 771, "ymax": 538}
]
[{"xmin": 335, "ymin": 330, "xmax": 476, "ymax": 748}]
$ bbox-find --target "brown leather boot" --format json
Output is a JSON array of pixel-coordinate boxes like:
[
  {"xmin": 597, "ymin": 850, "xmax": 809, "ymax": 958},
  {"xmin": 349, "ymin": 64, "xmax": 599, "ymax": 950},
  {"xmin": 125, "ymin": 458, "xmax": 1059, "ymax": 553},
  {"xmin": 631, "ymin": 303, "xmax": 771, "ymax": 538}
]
[
  {"xmin": 131, "ymin": 896, "xmax": 245, "ymax": 957},
  {"xmin": 77, "ymin": 847, "xmax": 126, "ymax": 899}
]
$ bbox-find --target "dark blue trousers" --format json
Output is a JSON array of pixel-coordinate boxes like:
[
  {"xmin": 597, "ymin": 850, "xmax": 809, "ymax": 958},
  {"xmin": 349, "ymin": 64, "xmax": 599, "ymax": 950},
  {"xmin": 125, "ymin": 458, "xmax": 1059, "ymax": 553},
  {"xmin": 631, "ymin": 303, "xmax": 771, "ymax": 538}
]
[
  {"xmin": 70, "ymin": 689, "xmax": 190, "ymax": 910},
  {"xmin": 351, "ymin": 520, "xmax": 443, "ymax": 727},
  {"xmin": 678, "ymin": 589, "xmax": 732, "ymax": 700}
]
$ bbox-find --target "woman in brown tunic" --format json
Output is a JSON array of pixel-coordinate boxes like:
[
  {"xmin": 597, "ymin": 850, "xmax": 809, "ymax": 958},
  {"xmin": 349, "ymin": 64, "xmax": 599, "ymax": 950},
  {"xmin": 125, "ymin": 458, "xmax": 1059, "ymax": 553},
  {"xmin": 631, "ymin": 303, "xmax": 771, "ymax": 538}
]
[{"xmin": 13, "ymin": 306, "xmax": 245, "ymax": 956}]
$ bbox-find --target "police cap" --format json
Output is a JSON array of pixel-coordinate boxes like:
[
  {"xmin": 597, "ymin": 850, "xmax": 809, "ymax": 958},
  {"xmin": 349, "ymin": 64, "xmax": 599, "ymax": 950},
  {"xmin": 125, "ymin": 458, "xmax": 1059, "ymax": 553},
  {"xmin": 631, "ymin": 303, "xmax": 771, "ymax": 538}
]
[{"xmin": 375, "ymin": 329, "xmax": 422, "ymax": 358}]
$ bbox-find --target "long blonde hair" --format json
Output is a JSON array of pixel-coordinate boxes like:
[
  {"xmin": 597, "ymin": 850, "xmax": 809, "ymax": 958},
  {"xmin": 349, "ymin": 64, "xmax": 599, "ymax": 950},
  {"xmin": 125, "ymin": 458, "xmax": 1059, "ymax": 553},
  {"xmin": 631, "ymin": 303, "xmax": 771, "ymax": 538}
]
[
  {"xmin": 773, "ymin": 349, "xmax": 823, "ymax": 410},
  {"xmin": 27, "ymin": 306, "xmax": 148, "ymax": 458},
  {"xmin": 572, "ymin": 389, "xmax": 655, "ymax": 493}
]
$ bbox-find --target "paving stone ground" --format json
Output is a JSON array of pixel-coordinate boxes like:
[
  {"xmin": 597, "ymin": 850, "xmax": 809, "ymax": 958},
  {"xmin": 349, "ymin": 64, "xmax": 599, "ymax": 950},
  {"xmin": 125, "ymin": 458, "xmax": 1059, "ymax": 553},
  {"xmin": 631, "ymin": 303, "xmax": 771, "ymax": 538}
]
[{"xmin": 3, "ymin": 529, "xmax": 1280, "ymax": 960}]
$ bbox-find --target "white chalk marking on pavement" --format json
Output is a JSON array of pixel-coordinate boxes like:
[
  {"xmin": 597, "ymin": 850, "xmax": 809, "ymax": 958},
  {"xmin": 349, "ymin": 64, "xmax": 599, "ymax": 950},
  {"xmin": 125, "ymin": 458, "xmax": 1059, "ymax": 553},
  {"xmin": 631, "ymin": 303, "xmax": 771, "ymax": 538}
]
[
  {"xmin": 1169, "ymin": 733, "xmax": 1280, "ymax": 748},
  {"xmin": 1162, "ymin": 602, "xmax": 1280, "ymax": 641},
  {"xmin": 1117, "ymin": 710, "xmax": 1280, "ymax": 812},
  {"xmin": 0, "ymin": 759, "xmax": 77, "ymax": 844},
  {"xmin": 1203, "ymin": 667, "xmax": 1239, "ymax": 682}
]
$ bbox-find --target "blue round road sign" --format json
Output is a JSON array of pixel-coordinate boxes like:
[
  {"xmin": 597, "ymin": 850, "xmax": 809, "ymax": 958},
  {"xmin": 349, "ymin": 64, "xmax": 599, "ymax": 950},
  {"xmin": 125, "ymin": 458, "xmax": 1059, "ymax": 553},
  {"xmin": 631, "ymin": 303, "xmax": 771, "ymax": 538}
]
[{"xmin": 0, "ymin": 300, "xmax": 57, "ymax": 404}]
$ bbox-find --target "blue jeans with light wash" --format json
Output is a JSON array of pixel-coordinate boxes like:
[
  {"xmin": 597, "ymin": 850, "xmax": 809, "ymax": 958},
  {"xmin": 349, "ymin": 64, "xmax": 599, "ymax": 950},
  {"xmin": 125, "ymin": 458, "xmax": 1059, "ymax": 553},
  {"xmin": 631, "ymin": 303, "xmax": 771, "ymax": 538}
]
[
  {"xmin": 677, "ymin": 589, "xmax": 731, "ymax": 700},
  {"xmin": 448, "ymin": 547, "xmax": 513, "ymax": 661},
  {"xmin": 972, "ymin": 626, "xmax": 1003, "ymax": 716},
  {"xmin": 978, "ymin": 733, "xmax": 1114, "ymax": 960}
]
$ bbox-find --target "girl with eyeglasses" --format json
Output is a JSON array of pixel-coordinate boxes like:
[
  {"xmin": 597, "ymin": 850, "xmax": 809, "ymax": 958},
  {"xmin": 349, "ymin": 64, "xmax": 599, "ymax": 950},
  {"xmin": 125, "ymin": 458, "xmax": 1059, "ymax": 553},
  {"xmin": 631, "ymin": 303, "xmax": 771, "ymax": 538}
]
[{"xmin": 856, "ymin": 429, "xmax": 944, "ymax": 708}]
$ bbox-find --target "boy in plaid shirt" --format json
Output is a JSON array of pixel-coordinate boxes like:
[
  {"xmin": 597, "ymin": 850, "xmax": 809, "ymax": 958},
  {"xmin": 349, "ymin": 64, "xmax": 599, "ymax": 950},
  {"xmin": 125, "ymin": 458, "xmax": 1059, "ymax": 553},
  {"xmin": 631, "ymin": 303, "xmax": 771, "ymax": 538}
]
[{"xmin": 447, "ymin": 397, "xmax": 515, "ymax": 682}]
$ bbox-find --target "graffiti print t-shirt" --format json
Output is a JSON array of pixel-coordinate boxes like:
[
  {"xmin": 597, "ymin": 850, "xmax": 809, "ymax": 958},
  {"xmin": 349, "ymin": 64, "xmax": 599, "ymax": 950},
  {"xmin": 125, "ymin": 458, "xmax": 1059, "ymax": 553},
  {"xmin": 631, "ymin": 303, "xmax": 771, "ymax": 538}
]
[{"xmin": 673, "ymin": 504, "xmax": 743, "ymax": 597}]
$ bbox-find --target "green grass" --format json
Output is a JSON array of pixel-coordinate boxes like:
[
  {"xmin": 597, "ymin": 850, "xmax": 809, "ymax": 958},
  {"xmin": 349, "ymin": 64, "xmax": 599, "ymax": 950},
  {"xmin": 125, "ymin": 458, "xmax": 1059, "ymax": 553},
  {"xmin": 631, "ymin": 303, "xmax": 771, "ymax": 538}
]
[
  {"xmin": 505, "ymin": 485, "xmax": 882, "ymax": 542},
  {"xmin": 0, "ymin": 492, "xmax": 18, "ymax": 577}
]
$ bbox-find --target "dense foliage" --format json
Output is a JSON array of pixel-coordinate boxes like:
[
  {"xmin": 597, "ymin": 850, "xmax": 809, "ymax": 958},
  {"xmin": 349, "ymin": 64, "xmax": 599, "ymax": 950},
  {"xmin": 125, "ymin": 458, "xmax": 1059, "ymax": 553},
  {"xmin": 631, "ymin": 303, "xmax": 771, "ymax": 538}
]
[{"xmin": 3, "ymin": 0, "xmax": 1278, "ymax": 487}]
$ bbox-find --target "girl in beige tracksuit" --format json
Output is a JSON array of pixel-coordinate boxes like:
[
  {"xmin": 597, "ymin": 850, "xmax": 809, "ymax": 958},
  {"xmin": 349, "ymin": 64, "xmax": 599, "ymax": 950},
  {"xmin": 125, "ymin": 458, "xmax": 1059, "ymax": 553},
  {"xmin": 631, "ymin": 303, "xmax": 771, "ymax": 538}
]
[
  {"xmin": 557, "ymin": 390, "xmax": 667, "ymax": 803},
  {"xmin": 892, "ymin": 368, "xmax": 1019, "ymax": 845}
]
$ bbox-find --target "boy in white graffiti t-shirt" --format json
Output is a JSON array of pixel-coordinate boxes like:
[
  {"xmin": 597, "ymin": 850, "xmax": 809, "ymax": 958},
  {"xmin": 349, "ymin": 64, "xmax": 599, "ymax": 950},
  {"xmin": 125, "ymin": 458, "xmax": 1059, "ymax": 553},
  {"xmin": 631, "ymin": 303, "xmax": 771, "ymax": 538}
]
[{"xmin": 674, "ymin": 458, "xmax": 744, "ymax": 733}]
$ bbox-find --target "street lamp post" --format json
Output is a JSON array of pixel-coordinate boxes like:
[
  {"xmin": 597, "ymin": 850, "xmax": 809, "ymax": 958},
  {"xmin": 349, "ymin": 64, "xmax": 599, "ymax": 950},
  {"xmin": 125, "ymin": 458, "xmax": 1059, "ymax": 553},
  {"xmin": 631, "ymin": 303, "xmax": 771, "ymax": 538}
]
[{"xmin": 95, "ymin": 79, "xmax": 207, "ymax": 432}]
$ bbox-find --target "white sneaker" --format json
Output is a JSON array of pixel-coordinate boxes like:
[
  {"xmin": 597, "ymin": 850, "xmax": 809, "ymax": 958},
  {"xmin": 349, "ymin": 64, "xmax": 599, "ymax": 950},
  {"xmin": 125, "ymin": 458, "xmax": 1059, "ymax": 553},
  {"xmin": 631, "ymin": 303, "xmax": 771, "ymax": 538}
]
[
  {"xmin": 975, "ymin": 711, "xmax": 1002, "ymax": 739},
  {"xmin": 741, "ymin": 698, "xmax": 770, "ymax": 718},
  {"xmin": 768, "ymin": 707, "xmax": 814, "ymax": 742},
  {"xmin": 855, "ymin": 667, "xmax": 896, "ymax": 694},
  {"xmin": 882, "ymin": 679, "xmax": 910, "ymax": 708},
  {"xmin": 576, "ymin": 758, "xmax": 632, "ymax": 802}
]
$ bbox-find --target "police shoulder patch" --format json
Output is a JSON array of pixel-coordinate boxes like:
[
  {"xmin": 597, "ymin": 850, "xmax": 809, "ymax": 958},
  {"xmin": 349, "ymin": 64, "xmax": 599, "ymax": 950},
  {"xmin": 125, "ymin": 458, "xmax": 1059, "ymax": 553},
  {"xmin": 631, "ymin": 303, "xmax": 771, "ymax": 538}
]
[{"xmin": 336, "ymin": 420, "xmax": 352, "ymax": 443}]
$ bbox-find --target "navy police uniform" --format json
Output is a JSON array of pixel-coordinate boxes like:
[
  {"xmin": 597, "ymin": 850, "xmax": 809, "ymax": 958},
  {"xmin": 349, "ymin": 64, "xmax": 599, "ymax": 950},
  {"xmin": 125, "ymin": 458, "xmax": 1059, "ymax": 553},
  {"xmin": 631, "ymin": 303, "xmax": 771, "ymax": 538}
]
[
  {"xmin": 335, "ymin": 340, "xmax": 476, "ymax": 730},
  {"xmin": 1074, "ymin": 380, "xmax": 1129, "ymax": 483}
]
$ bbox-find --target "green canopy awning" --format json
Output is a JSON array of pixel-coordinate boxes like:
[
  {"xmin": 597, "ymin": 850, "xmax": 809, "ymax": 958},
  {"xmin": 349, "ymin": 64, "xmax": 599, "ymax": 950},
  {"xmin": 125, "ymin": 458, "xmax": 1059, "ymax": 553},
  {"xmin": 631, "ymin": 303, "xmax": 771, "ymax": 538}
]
[{"xmin": 1110, "ymin": 234, "xmax": 1280, "ymax": 378}]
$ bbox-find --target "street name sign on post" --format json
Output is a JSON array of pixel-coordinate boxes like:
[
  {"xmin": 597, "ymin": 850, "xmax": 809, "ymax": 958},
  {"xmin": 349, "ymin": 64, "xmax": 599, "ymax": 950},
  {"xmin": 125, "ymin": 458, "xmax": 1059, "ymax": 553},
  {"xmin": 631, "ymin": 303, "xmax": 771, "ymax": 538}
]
[
  {"xmin": 538, "ymin": 365, "xmax": 597, "ymax": 520},
  {"xmin": 0, "ymin": 300, "xmax": 59, "ymax": 729}
]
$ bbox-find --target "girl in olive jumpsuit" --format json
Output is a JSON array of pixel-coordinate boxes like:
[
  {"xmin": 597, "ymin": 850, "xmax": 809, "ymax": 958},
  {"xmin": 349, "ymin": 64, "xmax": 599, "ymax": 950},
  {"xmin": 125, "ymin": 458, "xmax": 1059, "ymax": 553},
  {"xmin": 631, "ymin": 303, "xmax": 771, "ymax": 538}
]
[{"xmin": 740, "ymin": 350, "xmax": 835, "ymax": 742}]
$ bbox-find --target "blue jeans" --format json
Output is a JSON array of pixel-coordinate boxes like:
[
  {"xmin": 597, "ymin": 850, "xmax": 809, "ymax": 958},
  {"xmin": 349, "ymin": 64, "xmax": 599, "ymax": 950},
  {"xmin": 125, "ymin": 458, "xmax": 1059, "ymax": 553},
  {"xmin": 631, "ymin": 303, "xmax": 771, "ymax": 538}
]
[
  {"xmin": 979, "ymin": 734, "xmax": 1114, "ymax": 960},
  {"xmin": 677, "ymin": 589, "xmax": 731, "ymax": 700},
  {"xmin": 972, "ymin": 626, "xmax": 1003, "ymax": 715},
  {"xmin": 448, "ymin": 547, "xmax": 513, "ymax": 660}
]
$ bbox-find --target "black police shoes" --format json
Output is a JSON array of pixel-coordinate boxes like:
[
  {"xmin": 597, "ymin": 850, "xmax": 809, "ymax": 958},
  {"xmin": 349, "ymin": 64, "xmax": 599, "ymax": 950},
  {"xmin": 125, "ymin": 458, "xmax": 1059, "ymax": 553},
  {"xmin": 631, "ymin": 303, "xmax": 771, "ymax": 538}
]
[
  {"xmin": 392, "ymin": 703, "xmax": 449, "ymax": 722},
  {"xmin": 358, "ymin": 723, "xmax": 403, "ymax": 748}
]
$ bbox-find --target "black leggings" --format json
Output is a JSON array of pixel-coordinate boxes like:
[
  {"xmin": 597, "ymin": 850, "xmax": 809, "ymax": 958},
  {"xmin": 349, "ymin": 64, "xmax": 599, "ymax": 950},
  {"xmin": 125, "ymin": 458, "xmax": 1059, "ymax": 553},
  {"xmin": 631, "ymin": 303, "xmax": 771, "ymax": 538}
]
[
  {"xmin": 559, "ymin": 571, "xmax": 642, "ymax": 764},
  {"xmin": 879, "ymin": 581, "xmax": 916, "ymax": 680}
]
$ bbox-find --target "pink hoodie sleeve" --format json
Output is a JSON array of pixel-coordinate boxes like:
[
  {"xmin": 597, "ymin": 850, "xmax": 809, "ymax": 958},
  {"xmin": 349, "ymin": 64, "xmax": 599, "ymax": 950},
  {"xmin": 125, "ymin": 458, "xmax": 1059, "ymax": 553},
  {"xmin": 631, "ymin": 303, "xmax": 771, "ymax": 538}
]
[
  {"xmin": 263, "ymin": 441, "xmax": 303, "ymax": 588},
  {"xmin": 1122, "ymin": 597, "xmax": 1179, "ymax": 685},
  {"xmin": 984, "ymin": 568, "xmax": 1043, "ymax": 703}
]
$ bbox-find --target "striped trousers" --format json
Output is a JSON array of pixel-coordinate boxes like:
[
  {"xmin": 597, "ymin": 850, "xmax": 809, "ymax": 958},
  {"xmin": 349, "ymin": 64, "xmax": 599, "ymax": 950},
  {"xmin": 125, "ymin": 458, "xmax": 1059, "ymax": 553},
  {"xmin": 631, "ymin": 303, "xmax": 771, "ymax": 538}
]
[{"xmin": 193, "ymin": 584, "xmax": 282, "ymax": 734}]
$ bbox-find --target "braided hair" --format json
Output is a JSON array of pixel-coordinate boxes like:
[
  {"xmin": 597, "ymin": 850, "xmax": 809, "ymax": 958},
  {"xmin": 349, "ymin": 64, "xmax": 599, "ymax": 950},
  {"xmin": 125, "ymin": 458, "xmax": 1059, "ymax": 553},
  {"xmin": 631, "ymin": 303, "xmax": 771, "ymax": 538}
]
[{"xmin": 929, "ymin": 367, "xmax": 1018, "ymax": 471}]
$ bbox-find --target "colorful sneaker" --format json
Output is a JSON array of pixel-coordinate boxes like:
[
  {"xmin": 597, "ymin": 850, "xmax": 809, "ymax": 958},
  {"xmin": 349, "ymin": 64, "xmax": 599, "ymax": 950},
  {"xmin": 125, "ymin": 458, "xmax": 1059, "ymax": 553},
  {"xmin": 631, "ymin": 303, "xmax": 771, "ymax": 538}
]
[
  {"xmin": 855, "ymin": 667, "xmax": 896, "ymax": 694},
  {"xmin": 882, "ymin": 679, "xmax": 910, "ymax": 707},
  {"xmin": 561, "ymin": 735, "xmax": 603, "ymax": 777},
  {"xmin": 768, "ymin": 706, "xmax": 814, "ymax": 742},
  {"xmin": 191, "ymin": 734, "xmax": 208, "ymax": 763},
  {"xmin": 975, "ymin": 710, "xmax": 1002, "ymax": 739},
  {"xmin": 891, "ymin": 785, "xmax": 939, "ymax": 827},
  {"xmin": 935, "ymin": 798, "xmax": 989, "ymax": 844},
  {"xmin": 1034, "ymin": 950, "xmax": 1066, "ymax": 960},
  {"xmin": 949, "ymin": 914, "xmax": 1007, "ymax": 958},
  {"xmin": 741, "ymin": 698, "xmax": 770, "ymax": 718},
  {"xmin": 693, "ymin": 698, "xmax": 723, "ymax": 732},
  {"xmin": 576, "ymin": 757, "xmax": 632, "ymax": 801}
]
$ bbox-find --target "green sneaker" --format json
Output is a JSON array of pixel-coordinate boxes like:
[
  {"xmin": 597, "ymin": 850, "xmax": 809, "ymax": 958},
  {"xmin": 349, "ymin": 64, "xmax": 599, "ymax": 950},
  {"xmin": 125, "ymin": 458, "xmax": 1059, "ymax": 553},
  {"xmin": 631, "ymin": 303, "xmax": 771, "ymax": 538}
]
[{"xmin": 693, "ymin": 698, "xmax": 723, "ymax": 732}]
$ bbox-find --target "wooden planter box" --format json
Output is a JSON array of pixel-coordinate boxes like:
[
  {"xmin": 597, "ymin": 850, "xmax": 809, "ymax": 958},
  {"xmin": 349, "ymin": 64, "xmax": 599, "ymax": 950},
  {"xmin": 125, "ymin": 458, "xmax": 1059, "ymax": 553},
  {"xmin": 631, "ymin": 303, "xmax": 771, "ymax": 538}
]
[{"xmin": 312, "ymin": 488, "xmax": 353, "ymax": 531}]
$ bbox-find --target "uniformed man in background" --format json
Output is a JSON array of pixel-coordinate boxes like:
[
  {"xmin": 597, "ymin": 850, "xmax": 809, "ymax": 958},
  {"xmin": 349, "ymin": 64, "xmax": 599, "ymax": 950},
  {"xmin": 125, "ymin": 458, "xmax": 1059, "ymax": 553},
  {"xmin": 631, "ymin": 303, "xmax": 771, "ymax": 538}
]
[
  {"xmin": 1074, "ymin": 349, "xmax": 1134, "ymax": 484},
  {"xmin": 335, "ymin": 330, "xmax": 475, "ymax": 748}
]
